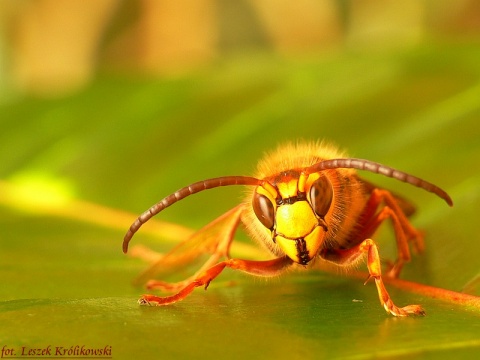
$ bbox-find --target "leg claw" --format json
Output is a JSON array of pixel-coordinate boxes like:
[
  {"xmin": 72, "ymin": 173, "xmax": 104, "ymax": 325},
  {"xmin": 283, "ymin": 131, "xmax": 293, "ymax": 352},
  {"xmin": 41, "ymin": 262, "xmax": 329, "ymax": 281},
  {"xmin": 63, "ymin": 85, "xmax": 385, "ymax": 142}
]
[
  {"xmin": 385, "ymin": 301, "xmax": 426, "ymax": 317},
  {"xmin": 138, "ymin": 294, "xmax": 164, "ymax": 306}
]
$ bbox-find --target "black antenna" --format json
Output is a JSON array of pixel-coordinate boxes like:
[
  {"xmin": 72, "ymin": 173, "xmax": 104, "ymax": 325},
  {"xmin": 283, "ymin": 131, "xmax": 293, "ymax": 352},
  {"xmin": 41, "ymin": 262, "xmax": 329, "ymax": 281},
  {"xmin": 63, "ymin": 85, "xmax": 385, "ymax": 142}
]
[
  {"xmin": 306, "ymin": 158, "xmax": 453, "ymax": 207},
  {"xmin": 123, "ymin": 176, "xmax": 261, "ymax": 253}
]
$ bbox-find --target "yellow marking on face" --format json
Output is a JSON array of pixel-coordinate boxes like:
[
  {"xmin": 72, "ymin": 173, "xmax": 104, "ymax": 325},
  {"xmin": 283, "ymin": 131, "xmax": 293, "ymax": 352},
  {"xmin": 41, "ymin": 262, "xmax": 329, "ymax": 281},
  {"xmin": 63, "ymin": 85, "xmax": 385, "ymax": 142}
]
[
  {"xmin": 303, "ymin": 226, "xmax": 324, "ymax": 260},
  {"xmin": 275, "ymin": 227, "xmax": 325, "ymax": 264},
  {"xmin": 275, "ymin": 236, "xmax": 300, "ymax": 263},
  {"xmin": 275, "ymin": 202, "xmax": 317, "ymax": 238},
  {"xmin": 262, "ymin": 181, "xmax": 279, "ymax": 200},
  {"xmin": 297, "ymin": 172, "xmax": 308, "ymax": 193},
  {"xmin": 276, "ymin": 179, "xmax": 299, "ymax": 198},
  {"xmin": 255, "ymin": 185, "xmax": 275, "ymax": 201}
]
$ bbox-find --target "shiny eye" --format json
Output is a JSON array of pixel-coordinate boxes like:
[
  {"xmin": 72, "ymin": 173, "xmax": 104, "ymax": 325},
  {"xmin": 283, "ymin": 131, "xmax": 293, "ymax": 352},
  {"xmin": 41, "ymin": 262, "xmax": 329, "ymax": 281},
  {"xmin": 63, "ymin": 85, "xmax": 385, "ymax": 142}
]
[
  {"xmin": 252, "ymin": 192, "xmax": 275, "ymax": 230},
  {"xmin": 309, "ymin": 175, "xmax": 333, "ymax": 218}
]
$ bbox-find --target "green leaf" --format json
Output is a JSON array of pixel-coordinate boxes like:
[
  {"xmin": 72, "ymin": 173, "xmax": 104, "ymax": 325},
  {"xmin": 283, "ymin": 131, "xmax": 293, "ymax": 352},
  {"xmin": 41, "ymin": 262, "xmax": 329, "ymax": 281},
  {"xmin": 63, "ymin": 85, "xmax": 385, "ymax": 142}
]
[{"xmin": 1, "ymin": 42, "xmax": 480, "ymax": 359}]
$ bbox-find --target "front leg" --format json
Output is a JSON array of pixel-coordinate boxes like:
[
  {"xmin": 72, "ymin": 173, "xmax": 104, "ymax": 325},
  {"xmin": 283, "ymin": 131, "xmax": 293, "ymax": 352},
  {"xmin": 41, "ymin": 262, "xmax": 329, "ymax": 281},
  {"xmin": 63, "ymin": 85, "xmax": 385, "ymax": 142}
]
[
  {"xmin": 140, "ymin": 256, "xmax": 294, "ymax": 306},
  {"xmin": 321, "ymin": 239, "xmax": 425, "ymax": 317}
]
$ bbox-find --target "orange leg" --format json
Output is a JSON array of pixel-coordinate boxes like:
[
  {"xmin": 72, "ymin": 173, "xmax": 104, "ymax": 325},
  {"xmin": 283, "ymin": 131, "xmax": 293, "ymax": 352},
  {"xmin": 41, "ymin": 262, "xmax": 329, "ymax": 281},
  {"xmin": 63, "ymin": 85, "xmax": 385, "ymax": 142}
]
[
  {"xmin": 131, "ymin": 205, "xmax": 245, "ymax": 290},
  {"xmin": 139, "ymin": 256, "xmax": 294, "ymax": 306},
  {"xmin": 357, "ymin": 189, "xmax": 424, "ymax": 278},
  {"xmin": 144, "ymin": 251, "xmax": 224, "ymax": 293},
  {"xmin": 321, "ymin": 239, "xmax": 425, "ymax": 317}
]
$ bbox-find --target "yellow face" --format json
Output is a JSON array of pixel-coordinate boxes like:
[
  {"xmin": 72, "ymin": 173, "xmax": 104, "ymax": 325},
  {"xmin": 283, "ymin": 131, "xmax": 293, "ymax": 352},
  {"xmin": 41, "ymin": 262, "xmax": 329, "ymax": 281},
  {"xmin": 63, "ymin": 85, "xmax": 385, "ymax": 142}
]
[{"xmin": 252, "ymin": 171, "xmax": 332, "ymax": 265}]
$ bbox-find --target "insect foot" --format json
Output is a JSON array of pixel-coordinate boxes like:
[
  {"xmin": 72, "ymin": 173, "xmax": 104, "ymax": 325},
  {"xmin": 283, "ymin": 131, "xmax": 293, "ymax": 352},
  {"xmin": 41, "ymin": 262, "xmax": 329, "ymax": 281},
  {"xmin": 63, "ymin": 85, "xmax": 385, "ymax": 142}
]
[
  {"xmin": 138, "ymin": 281, "xmax": 200, "ymax": 306},
  {"xmin": 361, "ymin": 239, "xmax": 426, "ymax": 317},
  {"xmin": 376, "ymin": 279, "xmax": 426, "ymax": 317}
]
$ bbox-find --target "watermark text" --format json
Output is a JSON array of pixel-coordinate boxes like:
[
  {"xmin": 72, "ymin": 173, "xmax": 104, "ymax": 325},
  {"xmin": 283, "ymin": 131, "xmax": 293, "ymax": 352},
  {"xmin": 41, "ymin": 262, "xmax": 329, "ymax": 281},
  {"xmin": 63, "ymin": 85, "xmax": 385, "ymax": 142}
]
[{"xmin": 1, "ymin": 345, "xmax": 112, "ymax": 358}]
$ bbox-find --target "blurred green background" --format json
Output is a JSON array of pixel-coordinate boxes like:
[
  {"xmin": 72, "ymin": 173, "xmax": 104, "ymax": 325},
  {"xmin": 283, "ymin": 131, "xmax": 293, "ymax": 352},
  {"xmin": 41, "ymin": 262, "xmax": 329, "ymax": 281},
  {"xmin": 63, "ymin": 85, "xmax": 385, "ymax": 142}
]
[{"xmin": 1, "ymin": 1, "xmax": 480, "ymax": 359}]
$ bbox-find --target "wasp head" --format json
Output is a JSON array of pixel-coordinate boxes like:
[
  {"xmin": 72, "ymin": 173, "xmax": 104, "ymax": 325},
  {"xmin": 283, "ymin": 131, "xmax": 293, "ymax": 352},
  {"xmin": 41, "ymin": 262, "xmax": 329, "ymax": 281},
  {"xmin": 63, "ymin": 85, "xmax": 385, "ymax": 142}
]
[{"xmin": 252, "ymin": 170, "xmax": 333, "ymax": 265}]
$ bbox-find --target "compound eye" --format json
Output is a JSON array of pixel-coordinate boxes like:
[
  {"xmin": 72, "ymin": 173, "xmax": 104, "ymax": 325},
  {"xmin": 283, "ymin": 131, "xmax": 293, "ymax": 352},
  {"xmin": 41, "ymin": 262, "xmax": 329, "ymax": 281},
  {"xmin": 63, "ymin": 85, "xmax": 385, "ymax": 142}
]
[
  {"xmin": 309, "ymin": 176, "xmax": 333, "ymax": 218},
  {"xmin": 252, "ymin": 192, "xmax": 275, "ymax": 230}
]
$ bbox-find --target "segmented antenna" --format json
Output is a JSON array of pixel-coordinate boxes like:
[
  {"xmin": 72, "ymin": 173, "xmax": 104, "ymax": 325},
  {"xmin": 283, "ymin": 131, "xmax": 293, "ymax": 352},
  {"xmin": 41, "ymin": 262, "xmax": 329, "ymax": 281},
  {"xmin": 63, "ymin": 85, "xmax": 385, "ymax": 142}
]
[
  {"xmin": 123, "ymin": 176, "xmax": 261, "ymax": 253},
  {"xmin": 306, "ymin": 158, "xmax": 453, "ymax": 207}
]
